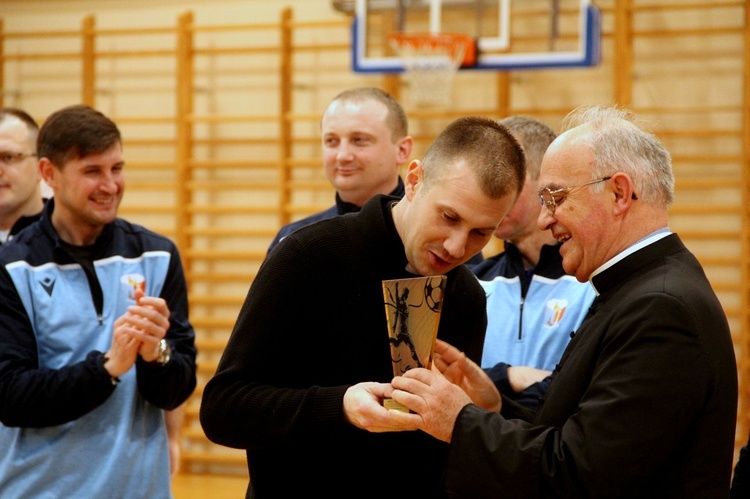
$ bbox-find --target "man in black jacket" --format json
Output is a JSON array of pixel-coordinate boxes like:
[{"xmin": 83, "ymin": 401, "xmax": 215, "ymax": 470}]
[{"xmin": 201, "ymin": 116, "xmax": 526, "ymax": 499}]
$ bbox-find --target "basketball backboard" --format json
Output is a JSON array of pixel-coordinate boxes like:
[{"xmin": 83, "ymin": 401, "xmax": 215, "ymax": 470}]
[{"xmin": 349, "ymin": 0, "xmax": 601, "ymax": 72}]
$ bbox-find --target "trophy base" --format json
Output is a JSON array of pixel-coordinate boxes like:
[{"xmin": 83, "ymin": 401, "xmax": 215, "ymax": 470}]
[{"xmin": 384, "ymin": 398, "xmax": 409, "ymax": 413}]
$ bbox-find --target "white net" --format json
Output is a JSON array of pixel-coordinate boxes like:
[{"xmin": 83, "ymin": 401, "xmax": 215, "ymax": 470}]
[{"xmin": 390, "ymin": 34, "xmax": 468, "ymax": 108}]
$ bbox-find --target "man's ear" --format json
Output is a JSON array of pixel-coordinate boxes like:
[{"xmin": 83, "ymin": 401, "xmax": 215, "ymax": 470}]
[
  {"xmin": 611, "ymin": 172, "xmax": 637, "ymax": 215},
  {"xmin": 39, "ymin": 158, "xmax": 56, "ymax": 188},
  {"xmin": 396, "ymin": 136, "xmax": 414, "ymax": 165},
  {"xmin": 404, "ymin": 159, "xmax": 422, "ymax": 201}
]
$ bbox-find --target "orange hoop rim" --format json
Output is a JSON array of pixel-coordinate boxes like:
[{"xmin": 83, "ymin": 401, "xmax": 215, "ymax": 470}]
[{"xmin": 388, "ymin": 32, "xmax": 477, "ymax": 67}]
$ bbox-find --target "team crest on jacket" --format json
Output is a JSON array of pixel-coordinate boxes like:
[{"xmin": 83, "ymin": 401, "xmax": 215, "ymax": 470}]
[
  {"xmin": 121, "ymin": 273, "xmax": 146, "ymax": 302},
  {"xmin": 545, "ymin": 298, "xmax": 568, "ymax": 327}
]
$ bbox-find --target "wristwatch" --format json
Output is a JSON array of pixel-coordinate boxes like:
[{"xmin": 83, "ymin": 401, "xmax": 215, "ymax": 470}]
[
  {"xmin": 153, "ymin": 339, "xmax": 171, "ymax": 366},
  {"xmin": 100, "ymin": 352, "xmax": 121, "ymax": 385}
]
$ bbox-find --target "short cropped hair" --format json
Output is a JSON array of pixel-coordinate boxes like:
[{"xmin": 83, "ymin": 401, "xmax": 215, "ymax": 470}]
[
  {"xmin": 327, "ymin": 87, "xmax": 408, "ymax": 142},
  {"xmin": 561, "ymin": 105, "xmax": 674, "ymax": 207},
  {"xmin": 498, "ymin": 116, "xmax": 556, "ymax": 181},
  {"xmin": 421, "ymin": 116, "xmax": 526, "ymax": 199},
  {"xmin": 37, "ymin": 104, "xmax": 121, "ymax": 167}
]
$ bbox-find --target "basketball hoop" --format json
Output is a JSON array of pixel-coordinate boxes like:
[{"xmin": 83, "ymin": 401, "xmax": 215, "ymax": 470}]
[{"xmin": 388, "ymin": 32, "xmax": 476, "ymax": 108}]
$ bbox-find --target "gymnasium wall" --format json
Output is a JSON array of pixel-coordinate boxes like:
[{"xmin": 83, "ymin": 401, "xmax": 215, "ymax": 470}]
[{"xmin": 1, "ymin": 0, "xmax": 748, "ymax": 476}]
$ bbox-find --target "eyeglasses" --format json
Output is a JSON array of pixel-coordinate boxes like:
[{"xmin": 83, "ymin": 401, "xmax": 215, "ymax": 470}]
[
  {"xmin": 0, "ymin": 151, "xmax": 36, "ymax": 166},
  {"xmin": 538, "ymin": 176, "xmax": 612, "ymax": 215}
]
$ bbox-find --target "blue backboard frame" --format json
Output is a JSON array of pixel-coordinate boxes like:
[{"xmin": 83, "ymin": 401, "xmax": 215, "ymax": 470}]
[{"xmin": 351, "ymin": 1, "xmax": 602, "ymax": 73}]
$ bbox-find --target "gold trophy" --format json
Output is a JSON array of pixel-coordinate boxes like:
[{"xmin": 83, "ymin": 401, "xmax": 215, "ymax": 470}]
[{"xmin": 382, "ymin": 275, "xmax": 447, "ymax": 412}]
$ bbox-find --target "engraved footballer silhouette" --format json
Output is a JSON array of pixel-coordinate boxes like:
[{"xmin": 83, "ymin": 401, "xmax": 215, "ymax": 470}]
[{"xmin": 382, "ymin": 276, "xmax": 446, "ymax": 375}]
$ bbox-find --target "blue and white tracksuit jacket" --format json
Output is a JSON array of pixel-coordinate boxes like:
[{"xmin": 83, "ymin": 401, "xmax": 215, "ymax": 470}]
[
  {"xmin": 469, "ymin": 242, "xmax": 596, "ymax": 410},
  {"xmin": 0, "ymin": 199, "xmax": 197, "ymax": 499}
]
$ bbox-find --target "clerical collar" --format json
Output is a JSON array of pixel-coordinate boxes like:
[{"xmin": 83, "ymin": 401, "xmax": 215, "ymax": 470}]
[{"xmin": 589, "ymin": 227, "xmax": 671, "ymax": 290}]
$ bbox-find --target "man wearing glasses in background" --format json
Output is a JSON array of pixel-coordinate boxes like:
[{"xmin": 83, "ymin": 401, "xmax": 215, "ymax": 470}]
[{"xmin": 0, "ymin": 107, "xmax": 43, "ymax": 245}]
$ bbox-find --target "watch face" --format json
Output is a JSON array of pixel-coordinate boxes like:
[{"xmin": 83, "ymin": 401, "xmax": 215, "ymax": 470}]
[{"xmin": 160, "ymin": 339, "xmax": 171, "ymax": 365}]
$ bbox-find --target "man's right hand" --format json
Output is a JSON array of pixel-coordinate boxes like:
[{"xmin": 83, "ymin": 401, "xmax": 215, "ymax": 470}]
[
  {"xmin": 103, "ymin": 316, "xmax": 142, "ymax": 378},
  {"xmin": 104, "ymin": 288, "xmax": 148, "ymax": 378},
  {"xmin": 432, "ymin": 339, "xmax": 501, "ymax": 412},
  {"xmin": 507, "ymin": 366, "xmax": 552, "ymax": 393},
  {"xmin": 342, "ymin": 381, "xmax": 408, "ymax": 433}
]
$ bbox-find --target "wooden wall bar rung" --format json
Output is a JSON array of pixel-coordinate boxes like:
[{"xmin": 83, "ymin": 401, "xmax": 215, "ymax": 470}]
[
  {"xmin": 2, "ymin": 53, "xmax": 80, "ymax": 61},
  {"xmin": 633, "ymin": 1, "xmax": 745, "ymax": 12},
  {"xmin": 669, "ymin": 206, "xmax": 741, "ymax": 215},
  {"xmin": 186, "ymin": 250, "xmax": 268, "ymax": 259},
  {"xmin": 675, "ymin": 179, "xmax": 744, "ymax": 188},
  {"xmin": 186, "ymin": 206, "xmax": 280, "ymax": 215},
  {"xmin": 634, "ymin": 105, "xmax": 741, "ymax": 114},
  {"xmin": 0, "ymin": 29, "xmax": 80, "ymax": 38},
  {"xmin": 195, "ymin": 338, "xmax": 233, "ymax": 350},
  {"xmin": 95, "ymin": 49, "xmax": 176, "ymax": 58},
  {"xmin": 694, "ymin": 256, "xmax": 742, "ymax": 266},
  {"xmin": 186, "ymin": 181, "xmax": 280, "ymax": 190},
  {"xmin": 190, "ymin": 318, "xmax": 237, "ymax": 329},
  {"xmin": 677, "ymin": 230, "xmax": 740, "ymax": 240},
  {"xmin": 189, "ymin": 114, "xmax": 279, "ymax": 123},
  {"xmin": 635, "ymin": 27, "xmax": 744, "ymax": 38},
  {"xmin": 118, "ymin": 206, "xmax": 177, "ymax": 214},
  {"xmin": 185, "ymin": 273, "xmax": 257, "ymax": 283},
  {"xmin": 125, "ymin": 182, "xmax": 175, "ymax": 190},
  {"xmin": 195, "ymin": 46, "xmax": 279, "ymax": 56},
  {"xmin": 182, "ymin": 451, "xmax": 247, "ymax": 466},
  {"xmin": 288, "ymin": 158, "xmax": 327, "ymax": 167},
  {"xmin": 187, "ymin": 159, "xmax": 277, "ymax": 169},
  {"xmin": 186, "ymin": 227, "xmax": 275, "ymax": 237},
  {"xmin": 657, "ymin": 130, "xmax": 741, "ymax": 138},
  {"xmin": 189, "ymin": 295, "xmax": 245, "ymax": 306},
  {"xmin": 193, "ymin": 22, "xmax": 281, "ymax": 32}
]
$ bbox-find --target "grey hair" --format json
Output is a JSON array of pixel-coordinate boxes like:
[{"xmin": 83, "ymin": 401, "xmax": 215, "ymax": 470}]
[
  {"xmin": 498, "ymin": 116, "xmax": 556, "ymax": 181},
  {"xmin": 561, "ymin": 105, "xmax": 674, "ymax": 207}
]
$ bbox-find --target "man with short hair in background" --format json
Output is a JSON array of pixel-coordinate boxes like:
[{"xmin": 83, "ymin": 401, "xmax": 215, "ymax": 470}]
[
  {"xmin": 0, "ymin": 107, "xmax": 43, "ymax": 245},
  {"xmin": 268, "ymin": 87, "xmax": 413, "ymax": 253},
  {"xmin": 471, "ymin": 116, "xmax": 595, "ymax": 411}
]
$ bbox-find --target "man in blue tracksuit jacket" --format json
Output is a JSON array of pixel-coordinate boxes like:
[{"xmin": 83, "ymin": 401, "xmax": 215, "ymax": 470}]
[
  {"xmin": 0, "ymin": 104, "xmax": 196, "ymax": 498},
  {"xmin": 469, "ymin": 116, "xmax": 595, "ymax": 410}
]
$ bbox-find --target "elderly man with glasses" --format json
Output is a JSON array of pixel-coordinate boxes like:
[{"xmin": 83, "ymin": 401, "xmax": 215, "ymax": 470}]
[
  {"xmin": 382, "ymin": 104, "xmax": 737, "ymax": 498},
  {"xmin": 0, "ymin": 107, "xmax": 43, "ymax": 245}
]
